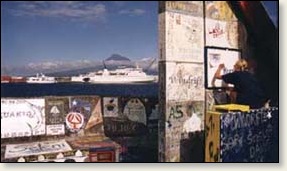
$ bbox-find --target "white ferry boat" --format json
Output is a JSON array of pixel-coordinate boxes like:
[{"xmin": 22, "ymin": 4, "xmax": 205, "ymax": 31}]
[
  {"xmin": 72, "ymin": 66, "xmax": 156, "ymax": 84},
  {"xmin": 71, "ymin": 74, "xmax": 87, "ymax": 82},
  {"xmin": 26, "ymin": 73, "xmax": 56, "ymax": 84}
]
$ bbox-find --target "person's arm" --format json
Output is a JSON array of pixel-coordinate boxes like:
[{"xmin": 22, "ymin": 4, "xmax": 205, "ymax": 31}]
[
  {"xmin": 214, "ymin": 64, "xmax": 225, "ymax": 79},
  {"xmin": 211, "ymin": 64, "xmax": 225, "ymax": 86}
]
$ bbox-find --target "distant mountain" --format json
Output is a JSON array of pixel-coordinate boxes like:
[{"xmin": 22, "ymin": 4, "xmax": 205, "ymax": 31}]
[
  {"xmin": 105, "ymin": 54, "xmax": 131, "ymax": 61},
  {"xmin": 2, "ymin": 54, "xmax": 158, "ymax": 77}
]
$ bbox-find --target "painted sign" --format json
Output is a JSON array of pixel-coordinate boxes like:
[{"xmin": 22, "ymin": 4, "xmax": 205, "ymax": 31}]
[
  {"xmin": 45, "ymin": 97, "xmax": 68, "ymax": 135},
  {"xmin": 103, "ymin": 97, "xmax": 119, "ymax": 117},
  {"xmin": 45, "ymin": 97, "xmax": 68, "ymax": 125},
  {"xmin": 206, "ymin": 18, "xmax": 240, "ymax": 49},
  {"xmin": 5, "ymin": 140, "xmax": 72, "ymax": 159},
  {"xmin": 220, "ymin": 109, "xmax": 277, "ymax": 162},
  {"xmin": 67, "ymin": 97, "xmax": 99, "ymax": 133},
  {"xmin": 123, "ymin": 98, "xmax": 146, "ymax": 125},
  {"xmin": 205, "ymin": 47, "xmax": 241, "ymax": 88},
  {"xmin": 85, "ymin": 98, "xmax": 103, "ymax": 131},
  {"xmin": 166, "ymin": 62, "xmax": 204, "ymax": 101},
  {"xmin": 165, "ymin": 12, "xmax": 204, "ymax": 62},
  {"xmin": 65, "ymin": 112, "xmax": 84, "ymax": 132},
  {"xmin": 46, "ymin": 124, "xmax": 65, "ymax": 135},
  {"xmin": 1, "ymin": 98, "xmax": 45, "ymax": 138}
]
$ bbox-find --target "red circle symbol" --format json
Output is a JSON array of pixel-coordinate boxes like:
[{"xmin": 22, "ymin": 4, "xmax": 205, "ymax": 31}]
[{"xmin": 66, "ymin": 112, "xmax": 84, "ymax": 130}]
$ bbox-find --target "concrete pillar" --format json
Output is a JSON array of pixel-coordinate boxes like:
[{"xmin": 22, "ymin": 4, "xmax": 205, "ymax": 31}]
[{"xmin": 158, "ymin": 1, "xmax": 205, "ymax": 162}]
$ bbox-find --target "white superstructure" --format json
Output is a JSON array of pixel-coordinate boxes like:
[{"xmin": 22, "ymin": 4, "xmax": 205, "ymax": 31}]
[
  {"xmin": 26, "ymin": 73, "xmax": 56, "ymax": 84},
  {"xmin": 72, "ymin": 66, "xmax": 156, "ymax": 84}
]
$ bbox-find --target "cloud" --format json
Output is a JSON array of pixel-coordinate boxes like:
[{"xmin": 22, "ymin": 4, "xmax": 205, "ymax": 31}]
[
  {"xmin": 9, "ymin": 1, "xmax": 106, "ymax": 21},
  {"xmin": 119, "ymin": 9, "xmax": 146, "ymax": 16}
]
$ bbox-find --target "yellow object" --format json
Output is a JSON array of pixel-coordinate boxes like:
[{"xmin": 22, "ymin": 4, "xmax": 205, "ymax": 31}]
[{"xmin": 212, "ymin": 104, "xmax": 250, "ymax": 112}]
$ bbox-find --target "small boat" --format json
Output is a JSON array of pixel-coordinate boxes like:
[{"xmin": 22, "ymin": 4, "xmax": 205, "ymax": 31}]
[{"xmin": 26, "ymin": 73, "xmax": 56, "ymax": 84}]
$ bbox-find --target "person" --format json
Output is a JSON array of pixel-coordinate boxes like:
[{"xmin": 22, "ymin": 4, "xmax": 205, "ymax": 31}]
[{"xmin": 213, "ymin": 59, "xmax": 268, "ymax": 109}]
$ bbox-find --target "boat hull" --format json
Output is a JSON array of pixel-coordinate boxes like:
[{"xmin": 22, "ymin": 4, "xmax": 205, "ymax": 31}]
[
  {"xmin": 26, "ymin": 80, "xmax": 56, "ymax": 84},
  {"xmin": 88, "ymin": 76, "xmax": 156, "ymax": 84}
]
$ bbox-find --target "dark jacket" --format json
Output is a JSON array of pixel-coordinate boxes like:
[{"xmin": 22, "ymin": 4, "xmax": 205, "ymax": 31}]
[{"xmin": 222, "ymin": 71, "xmax": 267, "ymax": 108}]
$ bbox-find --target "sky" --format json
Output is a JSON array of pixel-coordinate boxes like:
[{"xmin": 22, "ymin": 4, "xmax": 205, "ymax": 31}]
[
  {"xmin": 1, "ymin": 1, "xmax": 278, "ymax": 68},
  {"xmin": 262, "ymin": 1, "xmax": 278, "ymax": 27},
  {"xmin": 1, "ymin": 1, "xmax": 158, "ymax": 67}
]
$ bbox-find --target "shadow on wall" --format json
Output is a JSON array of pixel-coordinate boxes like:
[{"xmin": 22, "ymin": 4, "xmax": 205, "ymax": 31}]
[{"xmin": 180, "ymin": 130, "xmax": 205, "ymax": 162}]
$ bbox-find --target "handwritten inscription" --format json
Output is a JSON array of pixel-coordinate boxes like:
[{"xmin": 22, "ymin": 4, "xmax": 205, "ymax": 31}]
[
  {"xmin": 1, "ymin": 98, "xmax": 45, "ymax": 138},
  {"xmin": 220, "ymin": 109, "xmax": 277, "ymax": 162},
  {"xmin": 168, "ymin": 105, "xmax": 183, "ymax": 119},
  {"xmin": 206, "ymin": 19, "xmax": 228, "ymax": 47},
  {"xmin": 104, "ymin": 120, "xmax": 147, "ymax": 136},
  {"xmin": 208, "ymin": 22, "xmax": 224, "ymax": 38},
  {"xmin": 2, "ymin": 111, "xmax": 35, "ymax": 119},
  {"xmin": 5, "ymin": 140, "xmax": 72, "ymax": 159},
  {"xmin": 46, "ymin": 124, "xmax": 65, "ymax": 135},
  {"xmin": 221, "ymin": 111, "xmax": 269, "ymax": 131},
  {"xmin": 169, "ymin": 75, "xmax": 202, "ymax": 88},
  {"xmin": 166, "ymin": 63, "xmax": 204, "ymax": 101}
]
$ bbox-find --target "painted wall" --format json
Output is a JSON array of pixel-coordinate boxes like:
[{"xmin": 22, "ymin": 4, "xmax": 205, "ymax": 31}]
[{"xmin": 1, "ymin": 96, "xmax": 158, "ymax": 162}]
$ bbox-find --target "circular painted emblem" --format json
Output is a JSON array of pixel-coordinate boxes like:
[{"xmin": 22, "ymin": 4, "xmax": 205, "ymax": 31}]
[{"xmin": 65, "ymin": 112, "xmax": 84, "ymax": 132}]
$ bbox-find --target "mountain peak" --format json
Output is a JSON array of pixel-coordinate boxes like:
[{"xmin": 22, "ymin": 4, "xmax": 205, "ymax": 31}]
[{"xmin": 105, "ymin": 54, "xmax": 131, "ymax": 61}]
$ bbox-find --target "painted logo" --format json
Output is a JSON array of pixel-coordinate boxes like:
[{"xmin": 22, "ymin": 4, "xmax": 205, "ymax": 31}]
[{"xmin": 65, "ymin": 112, "xmax": 84, "ymax": 132}]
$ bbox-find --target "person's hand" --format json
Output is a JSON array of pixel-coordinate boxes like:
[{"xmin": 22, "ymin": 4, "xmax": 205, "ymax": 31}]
[{"xmin": 218, "ymin": 63, "xmax": 225, "ymax": 69}]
